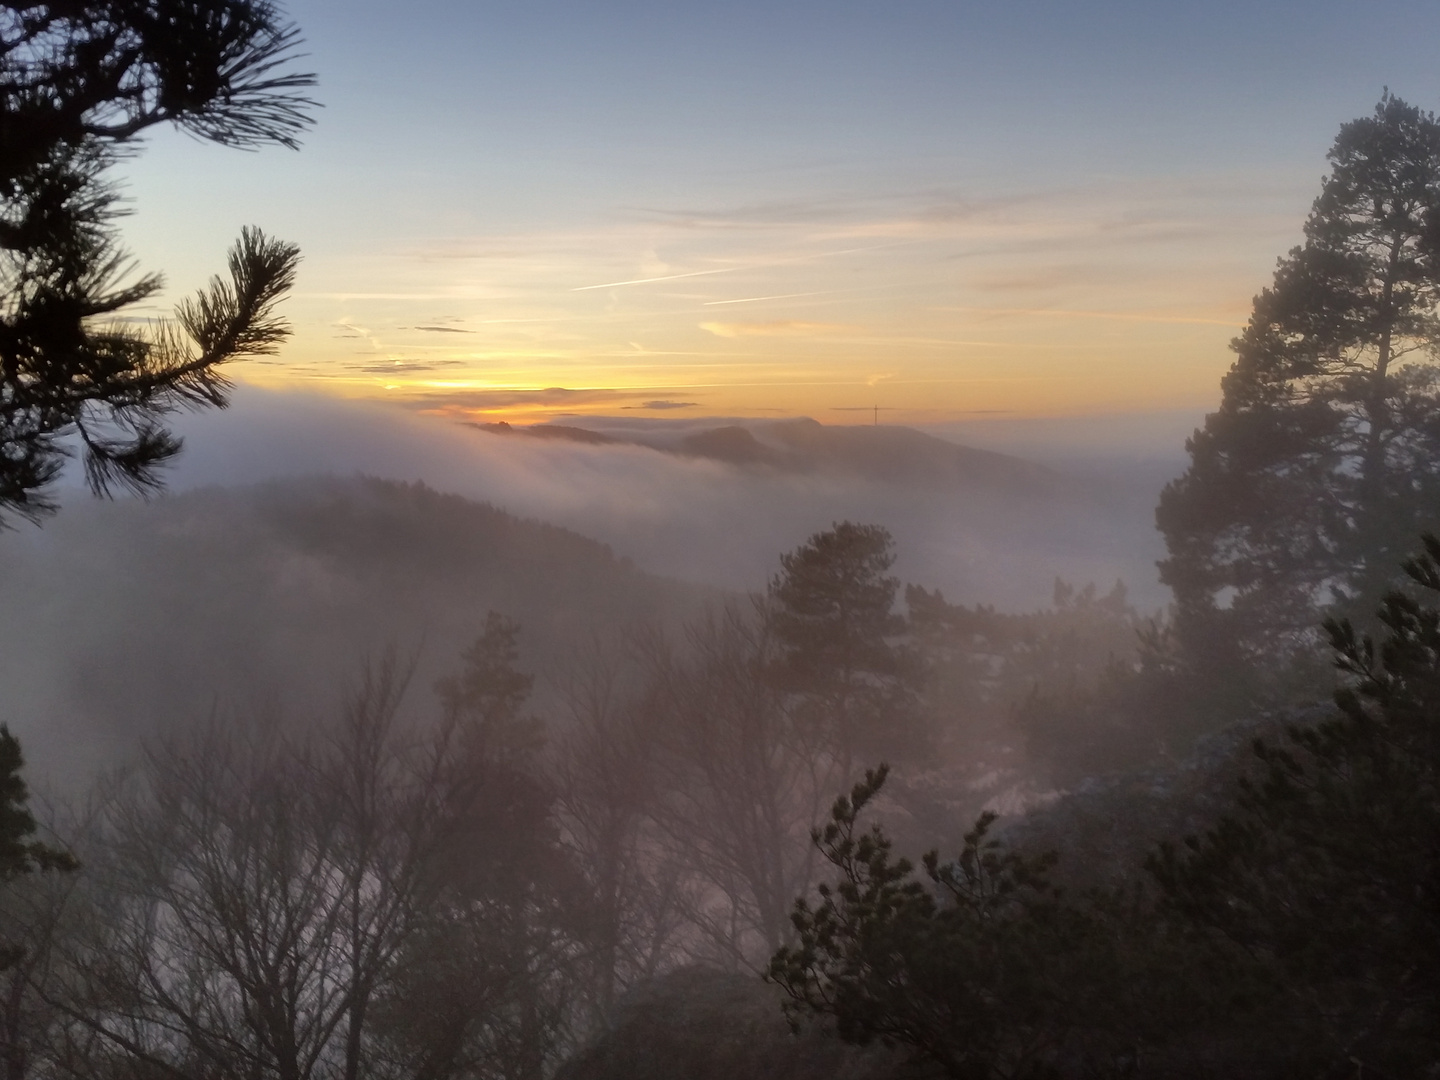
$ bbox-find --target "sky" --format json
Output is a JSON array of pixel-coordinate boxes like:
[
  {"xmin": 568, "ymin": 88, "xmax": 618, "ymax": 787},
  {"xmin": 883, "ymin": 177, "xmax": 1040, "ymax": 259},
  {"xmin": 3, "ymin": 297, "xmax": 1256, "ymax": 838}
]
[{"xmin": 112, "ymin": 0, "xmax": 1440, "ymax": 426}]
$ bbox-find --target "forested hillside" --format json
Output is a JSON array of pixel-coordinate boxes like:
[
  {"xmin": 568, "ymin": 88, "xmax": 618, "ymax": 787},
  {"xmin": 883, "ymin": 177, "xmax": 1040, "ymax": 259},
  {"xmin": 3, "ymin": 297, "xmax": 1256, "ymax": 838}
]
[{"xmin": 0, "ymin": 476, "xmax": 711, "ymax": 783}]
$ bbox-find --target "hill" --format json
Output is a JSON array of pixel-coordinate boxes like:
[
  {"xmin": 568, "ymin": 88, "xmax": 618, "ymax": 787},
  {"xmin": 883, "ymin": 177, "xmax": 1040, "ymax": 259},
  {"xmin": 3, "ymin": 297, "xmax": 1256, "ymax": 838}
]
[
  {"xmin": 0, "ymin": 476, "xmax": 713, "ymax": 786},
  {"xmin": 479, "ymin": 416, "xmax": 1060, "ymax": 493}
]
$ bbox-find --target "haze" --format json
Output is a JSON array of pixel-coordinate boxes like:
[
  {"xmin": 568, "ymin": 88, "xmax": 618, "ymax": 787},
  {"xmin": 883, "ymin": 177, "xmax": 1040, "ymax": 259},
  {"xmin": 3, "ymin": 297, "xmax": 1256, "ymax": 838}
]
[{"xmin": 3, "ymin": 4, "xmax": 1439, "ymax": 1077}]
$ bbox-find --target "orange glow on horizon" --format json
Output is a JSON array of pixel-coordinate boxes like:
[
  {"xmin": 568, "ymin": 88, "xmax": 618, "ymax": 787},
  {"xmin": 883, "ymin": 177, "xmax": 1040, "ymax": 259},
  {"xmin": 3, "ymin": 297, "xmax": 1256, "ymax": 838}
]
[{"xmin": 221, "ymin": 174, "xmax": 1279, "ymax": 426}]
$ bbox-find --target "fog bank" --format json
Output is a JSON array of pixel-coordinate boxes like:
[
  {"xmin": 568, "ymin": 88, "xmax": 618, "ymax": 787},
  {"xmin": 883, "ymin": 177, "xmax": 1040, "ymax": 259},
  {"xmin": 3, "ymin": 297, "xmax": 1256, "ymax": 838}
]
[{"xmin": 146, "ymin": 387, "xmax": 1179, "ymax": 610}]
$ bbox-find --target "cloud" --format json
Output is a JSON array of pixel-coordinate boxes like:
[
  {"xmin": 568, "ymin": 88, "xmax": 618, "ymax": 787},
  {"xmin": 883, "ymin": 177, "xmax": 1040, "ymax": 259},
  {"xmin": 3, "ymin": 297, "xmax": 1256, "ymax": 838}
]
[
  {"xmin": 624, "ymin": 400, "xmax": 699, "ymax": 410},
  {"xmin": 699, "ymin": 320, "xmax": 852, "ymax": 338},
  {"xmin": 396, "ymin": 386, "xmax": 646, "ymax": 412},
  {"xmin": 353, "ymin": 359, "xmax": 466, "ymax": 374},
  {"xmin": 409, "ymin": 325, "xmax": 476, "ymax": 334},
  {"xmin": 702, "ymin": 291, "xmax": 836, "ymax": 306},
  {"xmin": 572, "ymin": 267, "xmax": 741, "ymax": 291},
  {"xmin": 941, "ymin": 305, "xmax": 1243, "ymax": 328}
]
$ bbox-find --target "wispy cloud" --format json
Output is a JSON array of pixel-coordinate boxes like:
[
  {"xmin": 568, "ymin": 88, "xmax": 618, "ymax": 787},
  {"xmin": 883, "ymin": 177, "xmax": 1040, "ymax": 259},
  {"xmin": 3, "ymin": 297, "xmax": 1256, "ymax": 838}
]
[
  {"xmin": 394, "ymin": 386, "xmax": 650, "ymax": 413},
  {"xmin": 267, "ymin": 172, "xmax": 1283, "ymax": 420},
  {"xmin": 624, "ymin": 400, "xmax": 699, "ymax": 410},
  {"xmin": 699, "ymin": 320, "xmax": 853, "ymax": 338},
  {"xmin": 944, "ymin": 306, "xmax": 1244, "ymax": 327},
  {"xmin": 571, "ymin": 268, "xmax": 741, "ymax": 291},
  {"xmin": 353, "ymin": 359, "xmax": 466, "ymax": 374},
  {"xmin": 702, "ymin": 291, "xmax": 836, "ymax": 306}
]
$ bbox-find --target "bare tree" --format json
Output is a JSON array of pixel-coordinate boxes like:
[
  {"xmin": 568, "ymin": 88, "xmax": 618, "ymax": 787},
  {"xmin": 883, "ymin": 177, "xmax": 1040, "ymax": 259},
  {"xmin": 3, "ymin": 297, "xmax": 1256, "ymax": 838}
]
[
  {"xmin": 551, "ymin": 641, "xmax": 685, "ymax": 1020},
  {"xmin": 643, "ymin": 605, "xmax": 838, "ymax": 969},
  {"xmin": 30, "ymin": 653, "xmax": 579, "ymax": 1080}
]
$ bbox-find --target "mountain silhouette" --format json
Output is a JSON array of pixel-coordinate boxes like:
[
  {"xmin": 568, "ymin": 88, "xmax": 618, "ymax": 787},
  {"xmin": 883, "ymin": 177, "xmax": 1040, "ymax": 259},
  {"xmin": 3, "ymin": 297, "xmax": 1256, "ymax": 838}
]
[{"xmin": 477, "ymin": 417, "xmax": 1059, "ymax": 492}]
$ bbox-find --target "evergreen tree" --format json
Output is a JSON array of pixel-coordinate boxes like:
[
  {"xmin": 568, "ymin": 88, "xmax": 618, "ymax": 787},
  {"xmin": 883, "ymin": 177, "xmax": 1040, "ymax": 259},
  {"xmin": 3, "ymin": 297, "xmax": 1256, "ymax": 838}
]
[
  {"xmin": 436, "ymin": 611, "xmax": 544, "ymax": 765},
  {"xmin": 1148, "ymin": 534, "xmax": 1440, "ymax": 1075},
  {"xmin": 1157, "ymin": 94, "xmax": 1440, "ymax": 671},
  {"xmin": 768, "ymin": 523, "xmax": 920, "ymax": 771},
  {"xmin": 0, "ymin": 725, "xmax": 74, "ymax": 976},
  {"xmin": 1, "ymin": 1, "xmax": 315, "ymax": 521},
  {"xmin": 0, "ymin": 728, "xmax": 70, "ymax": 883},
  {"xmin": 767, "ymin": 768, "xmax": 1128, "ymax": 1079}
]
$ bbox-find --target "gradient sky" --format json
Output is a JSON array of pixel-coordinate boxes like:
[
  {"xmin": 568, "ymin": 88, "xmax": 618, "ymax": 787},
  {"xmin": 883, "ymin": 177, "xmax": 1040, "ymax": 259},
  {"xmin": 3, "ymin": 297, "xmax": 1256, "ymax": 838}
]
[{"xmin": 112, "ymin": 0, "xmax": 1440, "ymax": 424}]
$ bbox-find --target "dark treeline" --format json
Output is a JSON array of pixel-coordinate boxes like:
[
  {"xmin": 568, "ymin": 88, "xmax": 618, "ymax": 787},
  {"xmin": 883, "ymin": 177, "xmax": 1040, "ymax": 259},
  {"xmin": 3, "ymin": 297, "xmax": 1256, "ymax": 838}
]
[{"xmin": 772, "ymin": 546, "xmax": 1440, "ymax": 1076}]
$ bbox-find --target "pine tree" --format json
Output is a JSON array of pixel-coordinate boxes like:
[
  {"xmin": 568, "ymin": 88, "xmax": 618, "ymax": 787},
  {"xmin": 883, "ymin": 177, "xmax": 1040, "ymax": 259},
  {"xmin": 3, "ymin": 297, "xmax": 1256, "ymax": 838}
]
[
  {"xmin": 1, "ymin": 1, "xmax": 316, "ymax": 521},
  {"xmin": 767, "ymin": 767, "xmax": 1124, "ymax": 1079},
  {"xmin": 768, "ymin": 522, "xmax": 920, "ymax": 771},
  {"xmin": 1157, "ymin": 94, "xmax": 1440, "ymax": 671},
  {"xmin": 1148, "ymin": 534, "xmax": 1440, "ymax": 1073}
]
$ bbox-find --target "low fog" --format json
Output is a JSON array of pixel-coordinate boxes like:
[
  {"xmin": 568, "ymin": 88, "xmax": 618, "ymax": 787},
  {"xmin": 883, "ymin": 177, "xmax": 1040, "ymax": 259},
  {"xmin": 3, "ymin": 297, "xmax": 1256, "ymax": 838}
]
[
  {"xmin": 1, "ymin": 386, "xmax": 1188, "ymax": 788},
  {"xmin": 7, "ymin": 2, "xmax": 1437, "ymax": 1072},
  {"xmin": 159, "ymin": 387, "xmax": 1184, "ymax": 608},
  {"xmin": 19, "ymin": 382, "xmax": 1365, "ymax": 1080}
]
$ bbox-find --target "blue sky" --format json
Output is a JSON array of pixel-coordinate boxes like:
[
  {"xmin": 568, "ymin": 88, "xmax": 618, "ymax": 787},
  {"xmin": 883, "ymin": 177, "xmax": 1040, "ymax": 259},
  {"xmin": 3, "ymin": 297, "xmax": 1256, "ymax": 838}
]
[{"xmin": 113, "ymin": 0, "xmax": 1440, "ymax": 422}]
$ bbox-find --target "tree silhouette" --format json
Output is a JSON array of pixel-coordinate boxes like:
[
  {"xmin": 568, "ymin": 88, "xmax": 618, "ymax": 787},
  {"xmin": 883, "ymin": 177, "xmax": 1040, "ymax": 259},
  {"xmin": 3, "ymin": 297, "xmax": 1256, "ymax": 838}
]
[
  {"xmin": 768, "ymin": 522, "xmax": 920, "ymax": 772},
  {"xmin": 767, "ymin": 767, "xmax": 1123, "ymax": 1079},
  {"xmin": 1158, "ymin": 93, "xmax": 1440, "ymax": 671},
  {"xmin": 1148, "ymin": 534, "xmax": 1440, "ymax": 1074},
  {"xmin": 0, "ymin": 0, "xmax": 314, "ymax": 986},
  {"xmin": 1, "ymin": 0, "xmax": 316, "ymax": 522}
]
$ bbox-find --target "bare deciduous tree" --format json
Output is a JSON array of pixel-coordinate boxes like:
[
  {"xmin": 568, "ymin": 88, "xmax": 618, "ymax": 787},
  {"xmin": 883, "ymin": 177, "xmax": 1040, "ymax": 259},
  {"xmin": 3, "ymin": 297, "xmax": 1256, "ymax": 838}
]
[
  {"xmin": 552, "ymin": 642, "xmax": 684, "ymax": 1020},
  {"xmin": 643, "ymin": 605, "xmax": 837, "ymax": 969},
  {"xmin": 28, "ymin": 652, "xmax": 579, "ymax": 1080}
]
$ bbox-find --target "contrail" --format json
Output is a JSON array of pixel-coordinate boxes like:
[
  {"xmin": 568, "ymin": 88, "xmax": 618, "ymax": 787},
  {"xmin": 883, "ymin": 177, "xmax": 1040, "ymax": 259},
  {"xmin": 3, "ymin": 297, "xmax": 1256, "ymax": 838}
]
[
  {"xmin": 703, "ymin": 291, "xmax": 832, "ymax": 306},
  {"xmin": 571, "ymin": 268, "xmax": 739, "ymax": 291},
  {"xmin": 573, "ymin": 244, "xmax": 900, "ymax": 293}
]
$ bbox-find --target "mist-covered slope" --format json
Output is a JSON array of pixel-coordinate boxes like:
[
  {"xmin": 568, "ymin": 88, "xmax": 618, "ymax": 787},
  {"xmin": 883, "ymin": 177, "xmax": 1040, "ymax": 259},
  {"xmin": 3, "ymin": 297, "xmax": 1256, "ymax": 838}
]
[
  {"xmin": 428, "ymin": 409, "xmax": 1171, "ymax": 610},
  {"xmin": 0, "ymin": 476, "xmax": 712, "ymax": 787},
  {"xmin": 482, "ymin": 416, "xmax": 1060, "ymax": 492}
]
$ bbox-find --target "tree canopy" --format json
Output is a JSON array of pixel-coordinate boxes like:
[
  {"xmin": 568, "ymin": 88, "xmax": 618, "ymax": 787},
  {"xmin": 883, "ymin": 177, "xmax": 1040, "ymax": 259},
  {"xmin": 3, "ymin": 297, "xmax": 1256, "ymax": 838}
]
[
  {"xmin": 1148, "ymin": 534, "xmax": 1440, "ymax": 1073},
  {"xmin": 1158, "ymin": 93, "xmax": 1440, "ymax": 670},
  {"xmin": 768, "ymin": 522, "xmax": 919, "ymax": 770},
  {"xmin": 772, "ymin": 532, "xmax": 1440, "ymax": 1077}
]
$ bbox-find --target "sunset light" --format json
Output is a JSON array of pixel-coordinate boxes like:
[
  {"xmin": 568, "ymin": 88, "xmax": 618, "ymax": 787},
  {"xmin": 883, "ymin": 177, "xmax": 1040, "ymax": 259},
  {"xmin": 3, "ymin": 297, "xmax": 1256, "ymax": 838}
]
[
  {"xmin": 108, "ymin": 0, "xmax": 1439, "ymax": 427},
  {"xmin": 7, "ymin": 5, "xmax": 1440, "ymax": 1073}
]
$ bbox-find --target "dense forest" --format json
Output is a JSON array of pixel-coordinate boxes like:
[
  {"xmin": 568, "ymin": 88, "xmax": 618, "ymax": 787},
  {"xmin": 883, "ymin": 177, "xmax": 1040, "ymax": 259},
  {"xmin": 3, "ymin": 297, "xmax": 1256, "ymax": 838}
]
[{"xmin": 4, "ymin": 3, "xmax": 1440, "ymax": 1079}]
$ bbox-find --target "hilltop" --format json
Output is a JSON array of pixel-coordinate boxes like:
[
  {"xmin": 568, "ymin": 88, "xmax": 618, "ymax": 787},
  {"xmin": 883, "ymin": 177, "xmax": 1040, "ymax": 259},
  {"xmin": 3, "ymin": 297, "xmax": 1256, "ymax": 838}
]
[{"xmin": 478, "ymin": 416, "xmax": 1060, "ymax": 492}]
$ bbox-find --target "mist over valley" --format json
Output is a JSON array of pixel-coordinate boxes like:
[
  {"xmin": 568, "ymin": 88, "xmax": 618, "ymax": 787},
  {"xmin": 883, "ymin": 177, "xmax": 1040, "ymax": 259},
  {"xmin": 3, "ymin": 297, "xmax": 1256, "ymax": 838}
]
[
  {"xmin": 0, "ymin": 389, "xmax": 1181, "ymax": 788},
  {"xmin": 4, "ymin": 4, "xmax": 1439, "ymax": 1076},
  {"xmin": 166, "ymin": 386, "xmax": 1178, "ymax": 608}
]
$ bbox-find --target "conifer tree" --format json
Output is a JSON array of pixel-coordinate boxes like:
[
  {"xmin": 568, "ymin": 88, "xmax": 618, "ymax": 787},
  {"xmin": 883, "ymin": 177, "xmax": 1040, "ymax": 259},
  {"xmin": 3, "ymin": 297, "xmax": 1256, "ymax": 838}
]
[
  {"xmin": 1148, "ymin": 534, "xmax": 1440, "ymax": 1074},
  {"xmin": 768, "ymin": 522, "xmax": 920, "ymax": 771},
  {"xmin": 1, "ymin": 1, "xmax": 316, "ymax": 521},
  {"xmin": 1158, "ymin": 94, "xmax": 1440, "ymax": 670}
]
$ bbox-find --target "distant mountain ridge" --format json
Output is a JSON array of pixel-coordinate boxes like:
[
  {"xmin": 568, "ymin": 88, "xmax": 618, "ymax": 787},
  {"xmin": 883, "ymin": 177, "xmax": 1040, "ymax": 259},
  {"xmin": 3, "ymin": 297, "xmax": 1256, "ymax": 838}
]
[{"xmin": 476, "ymin": 417, "xmax": 1060, "ymax": 493}]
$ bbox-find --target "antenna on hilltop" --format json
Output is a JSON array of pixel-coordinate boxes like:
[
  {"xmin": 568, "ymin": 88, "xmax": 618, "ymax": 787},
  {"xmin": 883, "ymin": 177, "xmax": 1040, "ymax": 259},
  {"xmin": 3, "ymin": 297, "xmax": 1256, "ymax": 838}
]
[{"xmin": 832, "ymin": 405, "xmax": 900, "ymax": 427}]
